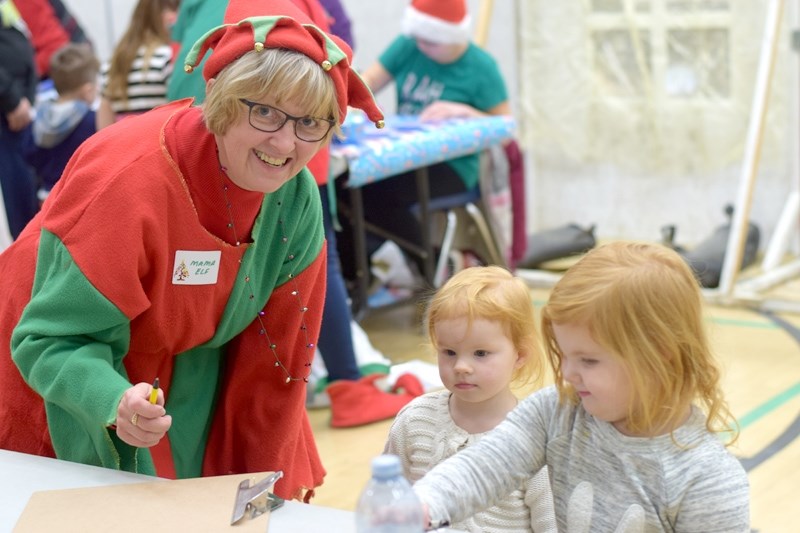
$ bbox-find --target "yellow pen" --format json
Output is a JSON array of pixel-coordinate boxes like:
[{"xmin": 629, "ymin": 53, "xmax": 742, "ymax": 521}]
[{"xmin": 149, "ymin": 377, "xmax": 160, "ymax": 405}]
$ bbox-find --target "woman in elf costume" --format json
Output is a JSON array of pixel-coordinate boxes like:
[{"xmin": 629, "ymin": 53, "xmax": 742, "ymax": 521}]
[{"xmin": 0, "ymin": 0, "xmax": 383, "ymax": 502}]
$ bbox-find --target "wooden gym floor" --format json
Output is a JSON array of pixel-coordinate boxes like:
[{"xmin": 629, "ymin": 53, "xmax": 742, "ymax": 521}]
[{"xmin": 307, "ymin": 282, "xmax": 800, "ymax": 533}]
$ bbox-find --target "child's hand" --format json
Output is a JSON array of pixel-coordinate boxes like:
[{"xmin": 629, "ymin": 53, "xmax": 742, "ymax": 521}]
[{"xmin": 422, "ymin": 503, "xmax": 452, "ymax": 530}]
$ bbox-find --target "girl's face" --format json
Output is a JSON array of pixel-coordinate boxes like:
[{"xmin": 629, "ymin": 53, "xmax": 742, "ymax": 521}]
[
  {"xmin": 214, "ymin": 98, "xmax": 324, "ymax": 194},
  {"xmin": 435, "ymin": 317, "xmax": 524, "ymax": 406},
  {"xmin": 162, "ymin": 7, "xmax": 178, "ymax": 32},
  {"xmin": 552, "ymin": 322, "xmax": 635, "ymax": 435}
]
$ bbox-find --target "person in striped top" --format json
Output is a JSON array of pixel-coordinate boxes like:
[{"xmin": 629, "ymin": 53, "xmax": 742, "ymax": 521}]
[{"xmin": 96, "ymin": 0, "xmax": 179, "ymax": 128}]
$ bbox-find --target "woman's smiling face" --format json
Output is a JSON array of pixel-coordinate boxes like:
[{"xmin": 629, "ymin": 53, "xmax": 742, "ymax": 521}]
[{"xmin": 215, "ymin": 98, "xmax": 325, "ymax": 194}]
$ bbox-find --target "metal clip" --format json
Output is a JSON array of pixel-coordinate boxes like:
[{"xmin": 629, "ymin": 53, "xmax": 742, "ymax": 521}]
[{"xmin": 230, "ymin": 471, "xmax": 284, "ymax": 525}]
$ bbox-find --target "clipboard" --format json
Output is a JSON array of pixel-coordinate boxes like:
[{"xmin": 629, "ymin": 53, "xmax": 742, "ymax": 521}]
[{"xmin": 14, "ymin": 471, "xmax": 275, "ymax": 532}]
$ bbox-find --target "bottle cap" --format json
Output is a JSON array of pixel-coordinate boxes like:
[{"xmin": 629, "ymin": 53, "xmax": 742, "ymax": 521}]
[{"xmin": 371, "ymin": 454, "xmax": 402, "ymax": 479}]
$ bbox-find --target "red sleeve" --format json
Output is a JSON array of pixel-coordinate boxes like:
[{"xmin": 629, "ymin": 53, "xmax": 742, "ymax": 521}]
[{"xmin": 17, "ymin": 0, "xmax": 70, "ymax": 77}]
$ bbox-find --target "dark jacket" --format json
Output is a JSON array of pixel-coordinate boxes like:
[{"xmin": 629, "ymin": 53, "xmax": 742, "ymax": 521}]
[{"xmin": 0, "ymin": 14, "xmax": 37, "ymax": 114}]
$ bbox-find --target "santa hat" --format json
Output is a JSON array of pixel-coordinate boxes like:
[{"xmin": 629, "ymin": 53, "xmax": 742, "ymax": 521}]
[
  {"xmin": 401, "ymin": 0, "xmax": 472, "ymax": 45},
  {"xmin": 183, "ymin": 0, "xmax": 384, "ymax": 128}
]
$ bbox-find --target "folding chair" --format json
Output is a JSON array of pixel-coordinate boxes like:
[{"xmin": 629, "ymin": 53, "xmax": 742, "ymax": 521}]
[{"xmin": 413, "ymin": 185, "xmax": 507, "ymax": 288}]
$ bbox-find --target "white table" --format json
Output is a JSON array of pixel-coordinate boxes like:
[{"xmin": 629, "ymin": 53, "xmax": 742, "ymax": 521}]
[{"xmin": 0, "ymin": 449, "xmax": 356, "ymax": 532}]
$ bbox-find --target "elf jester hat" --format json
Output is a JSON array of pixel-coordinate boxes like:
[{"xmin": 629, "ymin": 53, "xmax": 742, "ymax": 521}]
[{"xmin": 183, "ymin": 0, "xmax": 384, "ymax": 128}]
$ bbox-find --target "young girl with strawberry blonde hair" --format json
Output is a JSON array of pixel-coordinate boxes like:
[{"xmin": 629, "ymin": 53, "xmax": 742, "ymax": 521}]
[{"xmin": 414, "ymin": 242, "xmax": 749, "ymax": 532}]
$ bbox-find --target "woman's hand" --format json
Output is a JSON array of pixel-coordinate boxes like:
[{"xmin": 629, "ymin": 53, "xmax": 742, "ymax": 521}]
[
  {"xmin": 115, "ymin": 382, "xmax": 172, "ymax": 448},
  {"xmin": 6, "ymin": 97, "xmax": 32, "ymax": 131},
  {"xmin": 419, "ymin": 100, "xmax": 483, "ymax": 121}
]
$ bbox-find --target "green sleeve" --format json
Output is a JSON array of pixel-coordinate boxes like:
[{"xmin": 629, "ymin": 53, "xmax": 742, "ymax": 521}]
[
  {"xmin": 166, "ymin": 0, "xmax": 227, "ymax": 103},
  {"xmin": 11, "ymin": 228, "xmax": 151, "ymax": 473}
]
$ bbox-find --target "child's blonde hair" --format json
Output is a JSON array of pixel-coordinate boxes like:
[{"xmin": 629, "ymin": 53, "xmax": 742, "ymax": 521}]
[
  {"xmin": 426, "ymin": 265, "xmax": 542, "ymax": 388},
  {"xmin": 105, "ymin": 0, "xmax": 179, "ymax": 102},
  {"xmin": 541, "ymin": 241, "xmax": 738, "ymax": 443}
]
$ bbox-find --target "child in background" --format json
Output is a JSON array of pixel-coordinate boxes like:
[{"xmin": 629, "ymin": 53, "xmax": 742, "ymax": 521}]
[
  {"xmin": 0, "ymin": 0, "xmax": 39, "ymax": 239},
  {"xmin": 96, "ymin": 0, "xmax": 179, "ymax": 129},
  {"xmin": 414, "ymin": 242, "xmax": 750, "ymax": 532},
  {"xmin": 336, "ymin": 0, "xmax": 511, "ymax": 283},
  {"xmin": 361, "ymin": 0, "xmax": 510, "ymax": 120},
  {"xmin": 385, "ymin": 266, "xmax": 556, "ymax": 533},
  {"xmin": 24, "ymin": 43, "xmax": 98, "ymax": 203}
]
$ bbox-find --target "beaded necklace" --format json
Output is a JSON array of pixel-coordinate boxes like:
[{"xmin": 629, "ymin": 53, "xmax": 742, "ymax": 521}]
[{"xmin": 220, "ymin": 165, "xmax": 313, "ymax": 384}]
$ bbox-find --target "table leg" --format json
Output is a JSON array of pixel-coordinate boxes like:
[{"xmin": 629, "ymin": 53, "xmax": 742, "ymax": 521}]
[
  {"xmin": 415, "ymin": 167, "xmax": 435, "ymax": 283},
  {"xmin": 348, "ymin": 186, "xmax": 369, "ymax": 319},
  {"xmin": 344, "ymin": 167, "xmax": 435, "ymax": 318}
]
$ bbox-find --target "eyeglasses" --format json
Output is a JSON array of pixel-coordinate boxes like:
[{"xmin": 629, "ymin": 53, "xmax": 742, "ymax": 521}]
[{"xmin": 239, "ymin": 99, "xmax": 335, "ymax": 142}]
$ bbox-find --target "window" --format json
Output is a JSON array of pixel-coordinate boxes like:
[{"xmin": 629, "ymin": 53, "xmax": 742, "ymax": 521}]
[{"xmin": 589, "ymin": 0, "xmax": 732, "ymax": 100}]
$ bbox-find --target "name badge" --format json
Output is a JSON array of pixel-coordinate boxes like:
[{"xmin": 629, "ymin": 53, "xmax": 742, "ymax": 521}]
[{"xmin": 172, "ymin": 250, "xmax": 222, "ymax": 285}]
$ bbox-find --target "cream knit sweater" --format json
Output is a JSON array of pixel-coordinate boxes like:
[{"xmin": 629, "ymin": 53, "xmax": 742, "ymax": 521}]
[{"xmin": 384, "ymin": 390, "xmax": 557, "ymax": 532}]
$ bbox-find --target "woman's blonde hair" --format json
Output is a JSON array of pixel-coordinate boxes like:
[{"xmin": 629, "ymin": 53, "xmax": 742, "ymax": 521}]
[
  {"xmin": 541, "ymin": 241, "xmax": 738, "ymax": 443},
  {"xmin": 105, "ymin": 0, "xmax": 179, "ymax": 102},
  {"xmin": 203, "ymin": 48, "xmax": 341, "ymax": 138},
  {"xmin": 425, "ymin": 265, "xmax": 542, "ymax": 388}
]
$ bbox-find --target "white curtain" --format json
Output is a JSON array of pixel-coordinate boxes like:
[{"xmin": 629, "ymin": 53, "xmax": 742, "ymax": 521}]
[{"xmin": 516, "ymin": 0, "xmax": 795, "ymax": 245}]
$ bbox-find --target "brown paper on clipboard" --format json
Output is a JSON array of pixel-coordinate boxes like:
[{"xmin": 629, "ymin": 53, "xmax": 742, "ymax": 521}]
[{"xmin": 14, "ymin": 471, "xmax": 273, "ymax": 532}]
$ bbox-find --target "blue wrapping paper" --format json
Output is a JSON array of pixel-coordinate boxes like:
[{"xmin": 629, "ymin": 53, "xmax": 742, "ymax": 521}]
[{"xmin": 331, "ymin": 113, "xmax": 516, "ymax": 188}]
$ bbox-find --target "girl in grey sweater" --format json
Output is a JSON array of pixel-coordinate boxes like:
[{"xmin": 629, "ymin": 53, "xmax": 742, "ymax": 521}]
[{"xmin": 415, "ymin": 241, "xmax": 749, "ymax": 532}]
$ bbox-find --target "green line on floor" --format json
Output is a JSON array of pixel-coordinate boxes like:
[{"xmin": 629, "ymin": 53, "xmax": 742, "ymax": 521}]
[
  {"xmin": 709, "ymin": 317, "xmax": 777, "ymax": 329},
  {"xmin": 737, "ymin": 382, "xmax": 800, "ymax": 430}
]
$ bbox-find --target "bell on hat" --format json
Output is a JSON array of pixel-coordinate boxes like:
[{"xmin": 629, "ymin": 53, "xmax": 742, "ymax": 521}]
[{"xmin": 401, "ymin": 0, "xmax": 472, "ymax": 45}]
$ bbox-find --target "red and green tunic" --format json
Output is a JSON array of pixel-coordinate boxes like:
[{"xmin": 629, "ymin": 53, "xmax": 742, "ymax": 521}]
[{"xmin": 0, "ymin": 100, "xmax": 327, "ymax": 501}]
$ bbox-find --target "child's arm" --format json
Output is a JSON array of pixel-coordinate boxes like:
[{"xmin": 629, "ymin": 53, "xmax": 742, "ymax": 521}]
[
  {"xmin": 359, "ymin": 62, "xmax": 392, "ymax": 94},
  {"xmin": 418, "ymin": 100, "xmax": 511, "ymax": 121},
  {"xmin": 413, "ymin": 391, "xmax": 548, "ymax": 527},
  {"xmin": 525, "ymin": 466, "xmax": 557, "ymax": 533},
  {"xmin": 670, "ymin": 448, "xmax": 750, "ymax": 532},
  {"xmin": 96, "ymin": 97, "xmax": 116, "ymax": 130},
  {"xmin": 382, "ymin": 405, "xmax": 413, "ymax": 480}
]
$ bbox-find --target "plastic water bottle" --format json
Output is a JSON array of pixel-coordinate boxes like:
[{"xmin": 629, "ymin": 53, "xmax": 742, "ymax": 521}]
[{"xmin": 356, "ymin": 454, "xmax": 424, "ymax": 533}]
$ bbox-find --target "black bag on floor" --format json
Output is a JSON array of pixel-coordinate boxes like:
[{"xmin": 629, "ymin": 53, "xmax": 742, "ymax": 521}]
[
  {"xmin": 662, "ymin": 205, "xmax": 760, "ymax": 288},
  {"xmin": 517, "ymin": 223, "xmax": 597, "ymax": 268}
]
